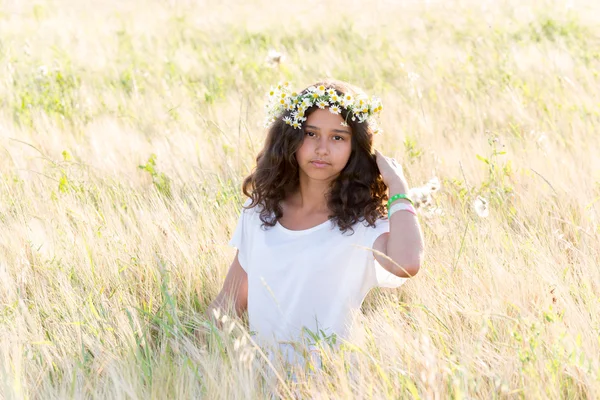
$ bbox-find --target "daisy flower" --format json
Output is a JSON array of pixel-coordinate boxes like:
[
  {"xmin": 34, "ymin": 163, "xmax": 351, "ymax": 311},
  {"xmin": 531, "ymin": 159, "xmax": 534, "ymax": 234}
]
[
  {"xmin": 330, "ymin": 93, "xmax": 340, "ymax": 102},
  {"xmin": 316, "ymin": 100, "xmax": 329, "ymax": 109},
  {"xmin": 310, "ymin": 92, "xmax": 320, "ymax": 100},
  {"xmin": 294, "ymin": 109, "xmax": 306, "ymax": 119},
  {"xmin": 329, "ymin": 105, "xmax": 341, "ymax": 114},
  {"xmin": 291, "ymin": 120, "xmax": 301, "ymax": 129},
  {"xmin": 316, "ymin": 85, "xmax": 327, "ymax": 96},
  {"xmin": 283, "ymin": 116, "xmax": 292, "ymax": 125},
  {"xmin": 326, "ymin": 88, "xmax": 336, "ymax": 96},
  {"xmin": 343, "ymin": 94, "xmax": 354, "ymax": 104},
  {"xmin": 354, "ymin": 95, "xmax": 367, "ymax": 108}
]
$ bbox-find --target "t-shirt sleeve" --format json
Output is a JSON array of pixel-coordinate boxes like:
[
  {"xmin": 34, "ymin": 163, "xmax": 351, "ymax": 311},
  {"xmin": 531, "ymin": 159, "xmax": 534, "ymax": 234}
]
[
  {"xmin": 365, "ymin": 218, "xmax": 408, "ymax": 289},
  {"xmin": 228, "ymin": 198, "xmax": 252, "ymax": 272}
]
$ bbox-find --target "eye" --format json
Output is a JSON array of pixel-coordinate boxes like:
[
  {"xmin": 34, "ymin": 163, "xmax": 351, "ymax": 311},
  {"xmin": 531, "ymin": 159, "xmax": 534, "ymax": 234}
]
[
  {"xmin": 305, "ymin": 131, "xmax": 316, "ymax": 137},
  {"xmin": 333, "ymin": 135, "xmax": 344, "ymax": 141}
]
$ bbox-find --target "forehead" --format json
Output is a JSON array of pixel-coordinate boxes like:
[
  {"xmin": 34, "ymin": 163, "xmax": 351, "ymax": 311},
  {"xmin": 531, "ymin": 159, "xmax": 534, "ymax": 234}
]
[{"xmin": 305, "ymin": 108, "xmax": 351, "ymax": 133}]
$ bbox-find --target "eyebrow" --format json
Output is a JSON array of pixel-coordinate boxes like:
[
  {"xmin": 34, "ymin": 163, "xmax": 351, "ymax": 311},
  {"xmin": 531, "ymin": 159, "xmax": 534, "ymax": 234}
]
[{"xmin": 304, "ymin": 125, "xmax": 351, "ymax": 134}]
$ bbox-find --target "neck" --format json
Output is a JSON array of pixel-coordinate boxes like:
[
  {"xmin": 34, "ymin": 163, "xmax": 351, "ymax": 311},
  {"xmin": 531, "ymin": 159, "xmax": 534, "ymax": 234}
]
[{"xmin": 292, "ymin": 171, "xmax": 333, "ymax": 213}]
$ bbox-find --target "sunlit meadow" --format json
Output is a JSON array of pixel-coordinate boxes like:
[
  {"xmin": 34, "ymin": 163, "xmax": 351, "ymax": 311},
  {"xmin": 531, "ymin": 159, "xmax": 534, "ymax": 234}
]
[{"xmin": 1, "ymin": 0, "xmax": 600, "ymax": 398}]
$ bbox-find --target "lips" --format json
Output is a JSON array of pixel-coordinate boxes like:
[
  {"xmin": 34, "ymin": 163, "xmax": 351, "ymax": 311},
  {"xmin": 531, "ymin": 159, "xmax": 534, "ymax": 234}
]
[{"xmin": 311, "ymin": 160, "xmax": 330, "ymax": 167}]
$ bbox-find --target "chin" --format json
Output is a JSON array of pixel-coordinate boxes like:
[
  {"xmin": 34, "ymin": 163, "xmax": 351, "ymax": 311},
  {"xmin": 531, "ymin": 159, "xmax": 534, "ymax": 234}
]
[{"xmin": 305, "ymin": 170, "xmax": 340, "ymax": 181}]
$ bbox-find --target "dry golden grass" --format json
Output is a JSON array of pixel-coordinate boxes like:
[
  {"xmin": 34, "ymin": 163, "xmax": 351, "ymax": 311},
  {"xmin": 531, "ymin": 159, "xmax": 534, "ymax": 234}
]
[{"xmin": 1, "ymin": 0, "xmax": 600, "ymax": 398}]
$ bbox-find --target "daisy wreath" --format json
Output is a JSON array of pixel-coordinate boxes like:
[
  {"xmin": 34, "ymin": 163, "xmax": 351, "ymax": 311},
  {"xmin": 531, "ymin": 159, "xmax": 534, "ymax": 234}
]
[{"xmin": 264, "ymin": 82, "xmax": 384, "ymax": 134}]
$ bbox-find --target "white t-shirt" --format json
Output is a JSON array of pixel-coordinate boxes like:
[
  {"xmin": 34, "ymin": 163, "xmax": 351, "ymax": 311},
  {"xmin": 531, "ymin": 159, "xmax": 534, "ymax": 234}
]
[{"xmin": 228, "ymin": 199, "xmax": 407, "ymax": 359}]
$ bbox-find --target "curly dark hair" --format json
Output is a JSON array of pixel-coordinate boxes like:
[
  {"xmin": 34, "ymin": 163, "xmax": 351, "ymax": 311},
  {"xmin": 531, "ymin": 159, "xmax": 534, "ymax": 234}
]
[{"xmin": 242, "ymin": 79, "xmax": 388, "ymax": 233}]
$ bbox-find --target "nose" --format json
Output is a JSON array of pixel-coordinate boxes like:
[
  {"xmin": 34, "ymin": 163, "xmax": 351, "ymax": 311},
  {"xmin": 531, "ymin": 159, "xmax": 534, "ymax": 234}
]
[{"xmin": 315, "ymin": 136, "xmax": 329, "ymax": 156}]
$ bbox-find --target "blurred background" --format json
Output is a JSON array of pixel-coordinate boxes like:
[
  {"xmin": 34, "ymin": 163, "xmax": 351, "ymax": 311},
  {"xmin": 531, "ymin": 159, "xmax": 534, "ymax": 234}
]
[{"xmin": 1, "ymin": 0, "xmax": 600, "ymax": 397}]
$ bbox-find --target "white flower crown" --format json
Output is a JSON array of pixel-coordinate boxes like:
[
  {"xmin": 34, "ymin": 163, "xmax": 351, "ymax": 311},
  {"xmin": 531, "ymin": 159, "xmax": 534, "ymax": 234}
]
[{"xmin": 264, "ymin": 82, "xmax": 384, "ymax": 135}]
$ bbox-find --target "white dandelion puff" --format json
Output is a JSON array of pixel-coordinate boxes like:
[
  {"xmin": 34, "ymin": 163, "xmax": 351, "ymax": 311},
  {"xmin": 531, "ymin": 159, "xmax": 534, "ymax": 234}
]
[
  {"xmin": 265, "ymin": 49, "xmax": 284, "ymax": 67},
  {"xmin": 473, "ymin": 196, "xmax": 489, "ymax": 218},
  {"xmin": 427, "ymin": 177, "xmax": 440, "ymax": 192}
]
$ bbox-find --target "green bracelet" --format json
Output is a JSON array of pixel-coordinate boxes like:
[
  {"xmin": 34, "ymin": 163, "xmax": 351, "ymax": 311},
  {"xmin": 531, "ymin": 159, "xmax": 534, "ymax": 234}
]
[{"xmin": 387, "ymin": 193, "xmax": 413, "ymax": 208}]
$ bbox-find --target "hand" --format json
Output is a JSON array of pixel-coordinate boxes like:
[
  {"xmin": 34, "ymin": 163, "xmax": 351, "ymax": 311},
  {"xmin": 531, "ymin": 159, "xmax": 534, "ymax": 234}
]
[{"xmin": 374, "ymin": 149, "xmax": 409, "ymax": 193}]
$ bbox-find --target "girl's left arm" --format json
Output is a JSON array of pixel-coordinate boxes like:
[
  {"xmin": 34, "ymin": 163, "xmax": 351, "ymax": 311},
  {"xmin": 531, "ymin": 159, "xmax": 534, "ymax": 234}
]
[{"xmin": 373, "ymin": 149, "xmax": 425, "ymax": 278}]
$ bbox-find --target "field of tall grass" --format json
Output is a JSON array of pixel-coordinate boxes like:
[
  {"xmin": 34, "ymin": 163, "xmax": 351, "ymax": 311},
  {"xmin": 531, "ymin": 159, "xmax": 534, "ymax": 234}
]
[{"xmin": 1, "ymin": 0, "xmax": 600, "ymax": 397}]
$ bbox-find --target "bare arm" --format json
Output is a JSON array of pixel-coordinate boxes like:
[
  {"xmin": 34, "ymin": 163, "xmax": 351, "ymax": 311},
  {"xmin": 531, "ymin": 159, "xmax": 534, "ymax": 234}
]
[
  {"xmin": 373, "ymin": 184, "xmax": 424, "ymax": 278},
  {"xmin": 206, "ymin": 251, "xmax": 248, "ymax": 321}
]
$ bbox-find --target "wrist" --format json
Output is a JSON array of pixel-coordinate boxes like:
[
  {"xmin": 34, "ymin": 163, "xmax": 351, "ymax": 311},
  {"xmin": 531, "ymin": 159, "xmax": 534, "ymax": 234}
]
[{"xmin": 388, "ymin": 180, "xmax": 409, "ymax": 194}]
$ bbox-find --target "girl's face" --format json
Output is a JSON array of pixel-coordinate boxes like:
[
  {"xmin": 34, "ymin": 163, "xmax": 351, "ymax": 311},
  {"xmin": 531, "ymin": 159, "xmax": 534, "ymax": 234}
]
[{"xmin": 295, "ymin": 108, "xmax": 353, "ymax": 183}]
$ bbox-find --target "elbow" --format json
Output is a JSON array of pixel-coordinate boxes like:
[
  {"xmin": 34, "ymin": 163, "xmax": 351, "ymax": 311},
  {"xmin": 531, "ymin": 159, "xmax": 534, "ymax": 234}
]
[
  {"xmin": 395, "ymin": 263, "xmax": 421, "ymax": 278},
  {"xmin": 390, "ymin": 254, "xmax": 422, "ymax": 278}
]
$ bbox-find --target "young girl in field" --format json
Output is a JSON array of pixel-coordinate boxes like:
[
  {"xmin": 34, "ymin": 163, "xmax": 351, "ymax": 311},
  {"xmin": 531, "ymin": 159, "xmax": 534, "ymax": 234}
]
[{"xmin": 208, "ymin": 79, "xmax": 424, "ymax": 364}]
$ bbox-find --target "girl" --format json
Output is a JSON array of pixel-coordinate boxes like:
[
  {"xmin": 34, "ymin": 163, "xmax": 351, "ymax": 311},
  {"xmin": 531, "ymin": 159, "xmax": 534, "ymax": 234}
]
[{"xmin": 208, "ymin": 79, "xmax": 424, "ymax": 364}]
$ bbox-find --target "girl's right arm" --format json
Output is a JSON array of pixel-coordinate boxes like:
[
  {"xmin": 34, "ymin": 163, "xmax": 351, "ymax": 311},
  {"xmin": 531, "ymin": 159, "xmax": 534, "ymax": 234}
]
[{"xmin": 206, "ymin": 251, "xmax": 248, "ymax": 321}]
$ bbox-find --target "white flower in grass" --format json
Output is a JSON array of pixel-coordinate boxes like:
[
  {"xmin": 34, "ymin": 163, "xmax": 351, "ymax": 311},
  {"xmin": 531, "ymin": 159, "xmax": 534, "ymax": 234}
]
[
  {"xmin": 408, "ymin": 187, "xmax": 432, "ymax": 209},
  {"xmin": 329, "ymin": 105, "xmax": 341, "ymax": 114},
  {"xmin": 473, "ymin": 196, "xmax": 489, "ymax": 218},
  {"xmin": 427, "ymin": 177, "xmax": 440, "ymax": 192},
  {"xmin": 266, "ymin": 49, "xmax": 284, "ymax": 67},
  {"xmin": 316, "ymin": 100, "xmax": 329, "ymax": 109},
  {"xmin": 408, "ymin": 72, "xmax": 420, "ymax": 83}
]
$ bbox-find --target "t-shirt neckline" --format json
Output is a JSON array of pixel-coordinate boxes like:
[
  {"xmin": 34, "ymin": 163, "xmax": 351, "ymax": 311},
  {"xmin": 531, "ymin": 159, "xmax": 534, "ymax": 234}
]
[{"xmin": 275, "ymin": 218, "xmax": 332, "ymax": 235}]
